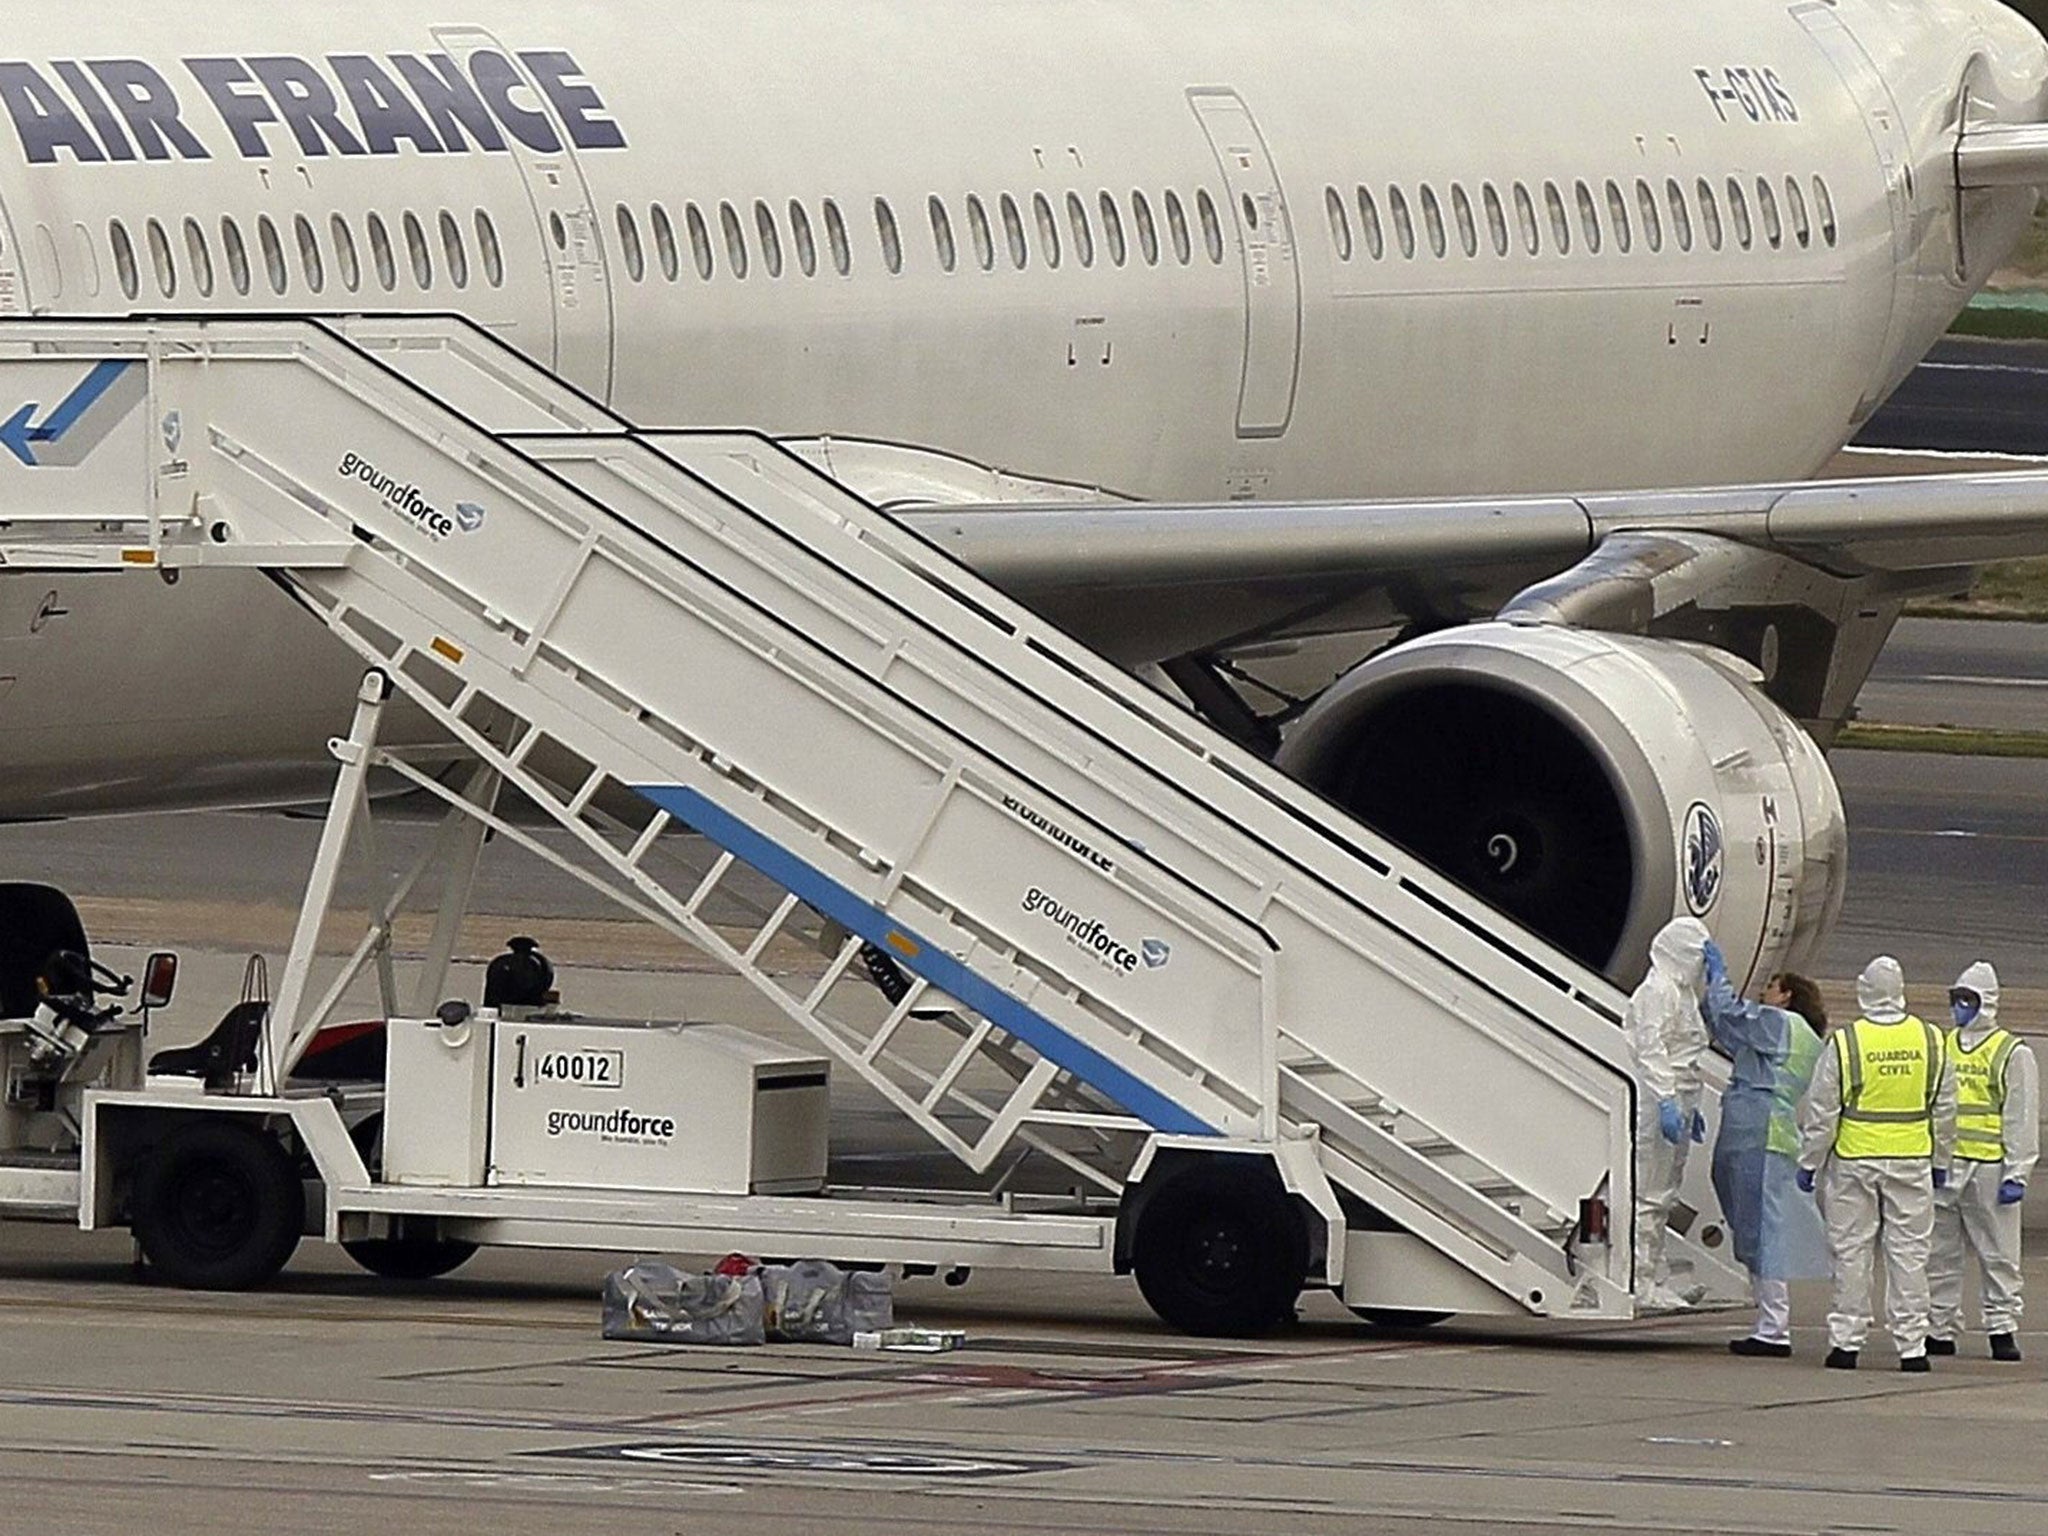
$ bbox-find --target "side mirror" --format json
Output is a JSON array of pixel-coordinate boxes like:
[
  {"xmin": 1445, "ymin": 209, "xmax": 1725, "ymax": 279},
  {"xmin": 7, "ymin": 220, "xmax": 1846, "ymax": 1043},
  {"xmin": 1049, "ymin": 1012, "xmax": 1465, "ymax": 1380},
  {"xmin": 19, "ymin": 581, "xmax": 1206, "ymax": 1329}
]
[{"xmin": 140, "ymin": 951, "xmax": 178, "ymax": 1010}]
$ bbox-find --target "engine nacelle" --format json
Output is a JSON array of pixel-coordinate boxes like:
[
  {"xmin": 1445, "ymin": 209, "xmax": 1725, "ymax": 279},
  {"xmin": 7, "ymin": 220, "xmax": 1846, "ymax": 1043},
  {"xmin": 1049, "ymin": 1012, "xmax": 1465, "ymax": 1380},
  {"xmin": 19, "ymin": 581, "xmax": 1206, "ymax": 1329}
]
[{"xmin": 1276, "ymin": 621, "xmax": 1846, "ymax": 989}]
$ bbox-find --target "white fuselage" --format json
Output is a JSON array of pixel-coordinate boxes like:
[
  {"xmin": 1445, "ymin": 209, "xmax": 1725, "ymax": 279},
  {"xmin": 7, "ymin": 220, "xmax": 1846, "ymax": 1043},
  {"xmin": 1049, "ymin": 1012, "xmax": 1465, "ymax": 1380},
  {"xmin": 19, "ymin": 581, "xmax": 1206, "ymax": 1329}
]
[{"xmin": 0, "ymin": 0, "xmax": 2042, "ymax": 815}]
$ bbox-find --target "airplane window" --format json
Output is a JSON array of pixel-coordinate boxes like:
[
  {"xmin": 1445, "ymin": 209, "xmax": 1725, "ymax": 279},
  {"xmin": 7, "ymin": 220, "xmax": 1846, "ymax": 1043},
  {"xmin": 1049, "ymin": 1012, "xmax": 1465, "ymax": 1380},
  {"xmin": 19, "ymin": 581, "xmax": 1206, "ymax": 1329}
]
[
  {"xmin": 1132, "ymin": 191, "xmax": 1160, "ymax": 265},
  {"xmin": 1726, "ymin": 178, "xmax": 1753, "ymax": 249},
  {"xmin": 1164, "ymin": 190, "xmax": 1191, "ymax": 264},
  {"xmin": 966, "ymin": 194, "xmax": 995, "ymax": 271},
  {"xmin": 1357, "ymin": 186, "xmax": 1385, "ymax": 260},
  {"xmin": 876, "ymin": 197, "xmax": 903, "ymax": 274},
  {"xmin": 1067, "ymin": 192, "xmax": 1095, "ymax": 268},
  {"xmin": 1543, "ymin": 182, "xmax": 1570, "ymax": 255},
  {"xmin": 1604, "ymin": 180, "xmax": 1631, "ymax": 253},
  {"xmin": 720, "ymin": 202, "xmax": 750, "ymax": 279},
  {"xmin": 1664, "ymin": 180, "xmax": 1692, "ymax": 252},
  {"xmin": 1033, "ymin": 192, "xmax": 1061, "ymax": 269},
  {"xmin": 1198, "ymin": 189, "xmax": 1225, "ymax": 262},
  {"xmin": 1099, "ymin": 192, "xmax": 1127, "ymax": 266},
  {"xmin": 756, "ymin": 201, "xmax": 784, "ymax": 278},
  {"xmin": 1756, "ymin": 177, "xmax": 1782, "ymax": 248},
  {"xmin": 651, "ymin": 204, "xmax": 679, "ymax": 282},
  {"xmin": 824, "ymin": 198, "xmax": 852, "ymax": 275},
  {"xmin": 294, "ymin": 214, "xmax": 324, "ymax": 294},
  {"xmin": 929, "ymin": 196, "xmax": 957, "ymax": 273},
  {"xmin": 441, "ymin": 210, "xmax": 470, "ymax": 289},
  {"xmin": 145, "ymin": 218, "xmax": 177, "ymax": 298},
  {"xmin": 1325, "ymin": 186, "xmax": 1352, "ymax": 261},
  {"xmin": 1001, "ymin": 193, "xmax": 1028, "ymax": 269},
  {"xmin": 366, "ymin": 213, "xmax": 397, "ymax": 291},
  {"xmin": 330, "ymin": 215, "xmax": 360, "ymax": 292},
  {"xmin": 1512, "ymin": 182, "xmax": 1539, "ymax": 255},
  {"xmin": 616, "ymin": 204, "xmax": 645, "ymax": 283},
  {"xmin": 1634, "ymin": 179, "xmax": 1662, "ymax": 253},
  {"xmin": 403, "ymin": 211, "xmax": 433, "ymax": 289},
  {"xmin": 1574, "ymin": 181, "xmax": 1601, "ymax": 255},
  {"xmin": 686, "ymin": 203, "xmax": 714, "ymax": 279},
  {"xmin": 789, "ymin": 201, "xmax": 816, "ymax": 277},
  {"xmin": 1451, "ymin": 184, "xmax": 1478, "ymax": 257},
  {"xmin": 1696, "ymin": 180, "xmax": 1723, "ymax": 252},
  {"xmin": 476, "ymin": 211, "xmax": 505, "ymax": 288},
  {"xmin": 110, "ymin": 220, "xmax": 140, "ymax": 301},
  {"xmin": 1813, "ymin": 177, "xmax": 1837, "ymax": 247},
  {"xmin": 258, "ymin": 214, "xmax": 289, "ymax": 294},
  {"xmin": 1389, "ymin": 186, "xmax": 1415, "ymax": 259},
  {"xmin": 548, "ymin": 212, "xmax": 567, "ymax": 252},
  {"xmin": 1482, "ymin": 183, "xmax": 1508, "ymax": 256},
  {"xmin": 184, "ymin": 217, "xmax": 215, "ymax": 297},
  {"xmin": 221, "ymin": 217, "xmax": 251, "ymax": 296},
  {"xmin": 72, "ymin": 223, "xmax": 101, "ymax": 299},
  {"xmin": 1784, "ymin": 176, "xmax": 1810, "ymax": 248},
  {"xmin": 1420, "ymin": 185, "xmax": 1447, "ymax": 258}
]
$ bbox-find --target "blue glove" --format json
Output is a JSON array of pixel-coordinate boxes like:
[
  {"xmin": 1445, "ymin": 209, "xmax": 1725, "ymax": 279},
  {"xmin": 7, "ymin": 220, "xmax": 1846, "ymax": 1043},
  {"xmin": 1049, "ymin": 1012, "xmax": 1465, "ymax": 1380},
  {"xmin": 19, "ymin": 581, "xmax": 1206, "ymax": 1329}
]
[
  {"xmin": 1702, "ymin": 939, "xmax": 1727, "ymax": 988},
  {"xmin": 2000, "ymin": 1179, "xmax": 2026, "ymax": 1206},
  {"xmin": 1691, "ymin": 1109, "xmax": 1707, "ymax": 1143},
  {"xmin": 1796, "ymin": 1167, "xmax": 1816, "ymax": 1194},
  {"xmin": 1933, "ymin": 1168, "xmax": 1949, "ymax": 1189},
  {"xmin": 1658, "ymin": 1098, "xmax": 1686, "ymax": 1145}
]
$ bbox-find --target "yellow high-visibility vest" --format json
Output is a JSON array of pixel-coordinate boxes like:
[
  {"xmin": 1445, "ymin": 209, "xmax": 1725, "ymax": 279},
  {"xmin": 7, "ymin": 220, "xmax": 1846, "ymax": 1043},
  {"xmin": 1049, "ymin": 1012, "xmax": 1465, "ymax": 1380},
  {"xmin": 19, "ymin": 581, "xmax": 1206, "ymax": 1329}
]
[
  {"xmin": 1833, "ymin": 1016, "xmax": 1943, "ymax": 1160},
  {"xmin": 1951, "ymin": 1026, "xmax": 2018, "ymax": 1164}
]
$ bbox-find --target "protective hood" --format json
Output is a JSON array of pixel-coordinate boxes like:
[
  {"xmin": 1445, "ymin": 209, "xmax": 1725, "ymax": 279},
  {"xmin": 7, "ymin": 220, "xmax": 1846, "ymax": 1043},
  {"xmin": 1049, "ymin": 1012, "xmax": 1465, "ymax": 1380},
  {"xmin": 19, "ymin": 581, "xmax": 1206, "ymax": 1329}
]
[
  {"xmin": 1647, "ymin": 916, "xmax": 1712, "ymax": 999},
  {"xmin": 1857, "ymin": 955, "xmax": 1908, "ymax": 1024},
  {"xmin": 1952, "ymin": 959, "xmax": 2001, "ymax": 1037}
]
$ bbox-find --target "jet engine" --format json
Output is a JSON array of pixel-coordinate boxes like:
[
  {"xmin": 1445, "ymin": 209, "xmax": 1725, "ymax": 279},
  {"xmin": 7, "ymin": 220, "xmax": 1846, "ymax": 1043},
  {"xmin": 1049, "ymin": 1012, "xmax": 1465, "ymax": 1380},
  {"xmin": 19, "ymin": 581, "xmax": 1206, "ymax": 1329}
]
[{"xmin": 1275, "ymin": 621, "xmax": 1846, "ymax": 989}]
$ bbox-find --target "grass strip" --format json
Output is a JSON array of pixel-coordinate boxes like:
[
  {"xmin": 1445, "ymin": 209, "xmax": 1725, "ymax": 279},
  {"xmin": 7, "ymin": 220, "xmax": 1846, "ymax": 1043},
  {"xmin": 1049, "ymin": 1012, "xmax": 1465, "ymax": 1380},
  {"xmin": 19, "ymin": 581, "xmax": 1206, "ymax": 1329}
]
[{"xmin": 1837, "ymin": 721, "xmax": 2048, "ymax": 758}]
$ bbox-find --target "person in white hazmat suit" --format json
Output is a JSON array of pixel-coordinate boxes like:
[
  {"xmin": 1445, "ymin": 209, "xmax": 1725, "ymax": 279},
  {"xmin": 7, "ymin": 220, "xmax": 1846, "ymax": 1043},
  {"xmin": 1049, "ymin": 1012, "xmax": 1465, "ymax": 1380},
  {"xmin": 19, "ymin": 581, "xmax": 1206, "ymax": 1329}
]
[
  {"xmin": 1798, "ymin": 955, "xmax": 1957, "ymax": 1371},
  {"xmin": 1927, "ymin": 961, "xmax": 2037, "ymax": 1362},
  {"xmin": 1626, "ymin": 916, "xmax": 1712, "ymax": 1310}
]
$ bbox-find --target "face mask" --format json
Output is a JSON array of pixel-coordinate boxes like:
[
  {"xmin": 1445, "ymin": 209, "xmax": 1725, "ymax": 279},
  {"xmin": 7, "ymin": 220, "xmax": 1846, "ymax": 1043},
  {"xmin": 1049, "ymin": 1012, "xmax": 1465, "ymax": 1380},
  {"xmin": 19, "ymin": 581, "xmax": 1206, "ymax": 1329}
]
[{"xmin": 1952, "ymin": 998, "xmax": 1981, "ymax": 1028}]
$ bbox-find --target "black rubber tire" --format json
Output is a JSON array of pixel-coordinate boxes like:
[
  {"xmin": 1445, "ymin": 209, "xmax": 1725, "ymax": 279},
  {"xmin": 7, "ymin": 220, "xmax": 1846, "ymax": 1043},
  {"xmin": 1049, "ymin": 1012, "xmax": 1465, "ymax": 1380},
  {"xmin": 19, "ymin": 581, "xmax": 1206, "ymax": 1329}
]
[
  {"xmin": 1350, "ymin": 1307, "xmax": 1453, "ymax": 1330},
  {"xmin": 132, "ymin": 1119, "xmax": 304, "ymax": 1290},
  {"xmin": 342, "ymin": 1235, "xmax": 479, "ymax": 1281},
  {"xmin": 1131, "ymin": 1160, "xmax": 1307, "ymax": 1337}
]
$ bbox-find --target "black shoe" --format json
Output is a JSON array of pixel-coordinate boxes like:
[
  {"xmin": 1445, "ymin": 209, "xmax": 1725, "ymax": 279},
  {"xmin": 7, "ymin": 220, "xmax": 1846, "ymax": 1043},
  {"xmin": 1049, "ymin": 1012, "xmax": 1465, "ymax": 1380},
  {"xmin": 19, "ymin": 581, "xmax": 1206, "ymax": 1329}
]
[
  {"xmin": 1824, "ymin": 1348, "xmax": 1858, "ymax": 1370},
  {"xmin": 1729, "ymin": 1337, "xmax": 1792, "ymax": 1358},
  {"xmin": 1901, "ymin": 1353, "xmax": 1931, "ymax": 1373},
  {"xmin": 1990, "ymin": 1333, "xmax": 2023, "ymax": 1362},
  {"xmin": 1925, "ymin": 1337, "xmax": 1957, "ymax": 1356}
]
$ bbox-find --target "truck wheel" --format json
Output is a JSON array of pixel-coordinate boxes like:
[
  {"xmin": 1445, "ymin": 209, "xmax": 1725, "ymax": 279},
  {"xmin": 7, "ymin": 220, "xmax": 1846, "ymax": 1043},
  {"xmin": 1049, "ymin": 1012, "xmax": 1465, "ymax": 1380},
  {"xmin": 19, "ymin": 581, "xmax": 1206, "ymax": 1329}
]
[
  {"xmin": 1350, "ymin": 1307, "xmax": 1452, "ymax": 1330},
  {"xmin": 133, "ymin": 1119, "xmax": 303, "ymax": 1290},
  {"xmin": 1132, "ymin": 1159, "xmax": 1307, "ymax": 1337},
  {"xmin": 342, "ymin": 1235, "xmax": 478, "ymax": 1281}
]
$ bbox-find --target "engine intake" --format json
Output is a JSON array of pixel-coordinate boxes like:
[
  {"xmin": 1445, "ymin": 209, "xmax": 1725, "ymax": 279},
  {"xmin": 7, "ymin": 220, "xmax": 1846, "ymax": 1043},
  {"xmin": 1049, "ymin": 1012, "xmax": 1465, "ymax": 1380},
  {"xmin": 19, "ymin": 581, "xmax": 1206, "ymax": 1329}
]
[{"xmin": 1276, "ymin": 622, "xmax": 1846, "ymax": 988}]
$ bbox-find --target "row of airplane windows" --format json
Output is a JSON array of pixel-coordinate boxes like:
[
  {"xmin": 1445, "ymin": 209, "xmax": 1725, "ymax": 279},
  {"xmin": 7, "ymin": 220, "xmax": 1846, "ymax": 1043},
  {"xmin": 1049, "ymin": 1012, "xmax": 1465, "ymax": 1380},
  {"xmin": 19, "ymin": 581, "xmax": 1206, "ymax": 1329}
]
[
  {"xmin": 99, "ymin": 208, "xmax": 509, "ymax": 302},
  {"xmin": 612, "ymin": 187, "xmax": 1236, "ymax": 283},
  {"xmin": 1325, "ymin": 172, "xmax": 1841, "ymax": 261}
]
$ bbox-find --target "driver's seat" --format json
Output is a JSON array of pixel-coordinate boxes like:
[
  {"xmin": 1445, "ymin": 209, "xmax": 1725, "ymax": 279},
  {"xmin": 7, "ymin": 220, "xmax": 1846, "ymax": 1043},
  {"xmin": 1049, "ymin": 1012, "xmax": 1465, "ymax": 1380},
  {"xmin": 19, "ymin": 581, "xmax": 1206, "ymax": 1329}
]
[{"xmin": 148, "ymin": 1000, "xmax": 267, "ymax": 1091}]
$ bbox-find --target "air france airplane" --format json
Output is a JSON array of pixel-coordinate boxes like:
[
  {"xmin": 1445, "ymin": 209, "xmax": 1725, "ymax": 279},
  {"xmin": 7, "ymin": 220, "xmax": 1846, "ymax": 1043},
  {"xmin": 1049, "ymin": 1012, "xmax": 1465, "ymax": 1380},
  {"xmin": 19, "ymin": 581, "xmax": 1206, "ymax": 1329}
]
[{"xmin": 2, "ymin": 0, "xmax": 2048, "ymax": 987}]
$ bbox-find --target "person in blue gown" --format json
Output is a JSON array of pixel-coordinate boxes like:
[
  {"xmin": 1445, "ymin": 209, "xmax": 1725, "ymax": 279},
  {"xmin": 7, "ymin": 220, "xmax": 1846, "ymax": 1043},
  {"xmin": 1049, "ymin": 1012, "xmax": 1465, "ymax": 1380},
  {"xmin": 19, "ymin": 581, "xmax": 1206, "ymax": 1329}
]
[{"xmin": 1702, "ymin": 942, "xmax": 1831, "ymax": 1356}]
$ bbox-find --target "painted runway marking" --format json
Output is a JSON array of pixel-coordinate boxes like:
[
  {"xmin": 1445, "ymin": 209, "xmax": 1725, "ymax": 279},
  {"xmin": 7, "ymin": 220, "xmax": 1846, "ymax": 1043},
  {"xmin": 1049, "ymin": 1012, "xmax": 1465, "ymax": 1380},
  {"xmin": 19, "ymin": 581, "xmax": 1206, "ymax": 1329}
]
[{"xmin": 1913, "ymin": 674, "xmax": 2048, "ymax": 688}]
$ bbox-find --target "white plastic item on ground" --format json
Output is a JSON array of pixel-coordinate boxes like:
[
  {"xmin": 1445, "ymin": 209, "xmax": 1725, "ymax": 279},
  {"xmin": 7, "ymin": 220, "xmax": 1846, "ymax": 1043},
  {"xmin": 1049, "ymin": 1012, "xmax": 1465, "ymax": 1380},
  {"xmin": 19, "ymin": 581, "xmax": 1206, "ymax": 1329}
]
[
  {"xmin": 602, "ymin": 1261, "xmax": 766, "ymax": 1345},
  {"xmin": 852, "ymin": 1327, "xmax": 967, "ymax": 1352},
  {"xmin": 760, "ymin": 1259, "xmax": 894, "ymax": 1344}
]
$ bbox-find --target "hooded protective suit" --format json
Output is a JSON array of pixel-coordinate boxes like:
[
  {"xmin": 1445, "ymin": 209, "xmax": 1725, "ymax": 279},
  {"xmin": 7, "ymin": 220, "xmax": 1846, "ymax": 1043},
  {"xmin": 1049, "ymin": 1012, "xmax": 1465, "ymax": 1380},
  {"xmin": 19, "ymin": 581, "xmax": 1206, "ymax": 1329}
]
[
  {"xmin": 1800, "ymin": 955, "xmax": 1957, "ymax": 1362},
  {"xmin": 1930, "ymin": 961, "xmax": 2037, "ymax": 1348},
  {"xmin": 1626, "ymin": 917, "xmax": 1712, "ymax": 1306}
]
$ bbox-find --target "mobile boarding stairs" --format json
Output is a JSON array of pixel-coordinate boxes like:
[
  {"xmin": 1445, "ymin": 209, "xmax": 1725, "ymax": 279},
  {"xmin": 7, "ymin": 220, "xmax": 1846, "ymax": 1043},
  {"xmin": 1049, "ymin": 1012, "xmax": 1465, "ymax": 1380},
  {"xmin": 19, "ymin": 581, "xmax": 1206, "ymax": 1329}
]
[{"xmin": 0, "ymin": 317, "xmax": 1748, "ymax": 1333}]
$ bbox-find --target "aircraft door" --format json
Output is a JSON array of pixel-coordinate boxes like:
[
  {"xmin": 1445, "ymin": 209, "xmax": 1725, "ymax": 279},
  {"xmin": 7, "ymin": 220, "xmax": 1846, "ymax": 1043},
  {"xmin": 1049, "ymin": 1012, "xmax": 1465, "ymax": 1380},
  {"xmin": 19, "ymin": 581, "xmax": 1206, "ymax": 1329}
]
[
  {"xmin": 1189, "ymin": 89, "xmax": 1302, "ymax": 439},
  {"xmin": 433, "ymin": 26, "xmax": 617, "ymax": 402},
  {"xmin": 0, "ymin": 195, "xmax": 27, "ymax": 315}
]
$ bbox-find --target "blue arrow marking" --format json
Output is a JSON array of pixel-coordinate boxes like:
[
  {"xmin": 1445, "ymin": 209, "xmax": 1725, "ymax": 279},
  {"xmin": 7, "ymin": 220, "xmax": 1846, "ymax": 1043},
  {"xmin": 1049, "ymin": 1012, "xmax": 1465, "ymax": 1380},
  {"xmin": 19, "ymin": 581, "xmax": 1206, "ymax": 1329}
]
[{"xmin": 1, "ymin": 360, "xmax": 141, "ymax": 467}]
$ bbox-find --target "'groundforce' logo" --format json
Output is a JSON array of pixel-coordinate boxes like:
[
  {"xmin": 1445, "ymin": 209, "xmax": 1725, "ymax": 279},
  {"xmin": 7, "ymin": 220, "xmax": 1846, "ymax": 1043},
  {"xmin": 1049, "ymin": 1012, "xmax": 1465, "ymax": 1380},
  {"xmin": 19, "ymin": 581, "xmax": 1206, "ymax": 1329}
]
[
  {"xmin": 338, "ymin": 451, "xmax": 483, "ymax": 541},
  {"xmin": 545, "ymin": 1106, "xmax": 676, "ymax": 1142},
  {"xmin": 1022, "ymin": 886, "xmax": 1168, "ymax": 975},
  {"xmin": 1003, "ymin": 795, "xmax": 1115, "ymax": 873}
]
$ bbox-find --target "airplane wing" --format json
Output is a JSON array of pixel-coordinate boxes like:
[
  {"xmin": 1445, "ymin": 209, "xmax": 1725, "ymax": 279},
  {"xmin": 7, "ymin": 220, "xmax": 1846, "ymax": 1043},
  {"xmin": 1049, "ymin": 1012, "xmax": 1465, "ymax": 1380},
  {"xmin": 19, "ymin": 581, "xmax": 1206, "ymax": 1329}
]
[{"xmin": 898, "ymin": 466, "xmax": 2048, "ymax": 665}]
